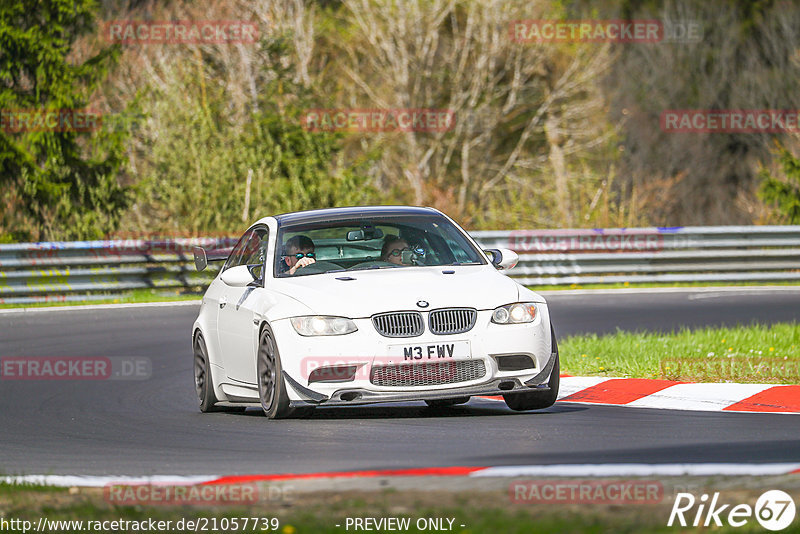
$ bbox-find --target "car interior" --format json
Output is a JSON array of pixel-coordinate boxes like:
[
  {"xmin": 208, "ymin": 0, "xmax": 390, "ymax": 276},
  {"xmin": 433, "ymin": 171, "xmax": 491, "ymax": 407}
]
[{"xmin": 275, "ymin": 220, "xmax": 482, "ymax": 276}]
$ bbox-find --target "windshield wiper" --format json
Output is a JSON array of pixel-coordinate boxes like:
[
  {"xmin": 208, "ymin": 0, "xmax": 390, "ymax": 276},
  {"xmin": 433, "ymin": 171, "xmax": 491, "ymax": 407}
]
[{"xmin": 349, "ymin": 264, "xmax": 399, "ymax": 272}]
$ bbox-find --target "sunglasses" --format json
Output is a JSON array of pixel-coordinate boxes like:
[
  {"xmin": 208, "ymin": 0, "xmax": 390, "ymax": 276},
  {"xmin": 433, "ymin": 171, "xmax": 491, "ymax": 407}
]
[
  {"xmin": 286, "ymin": 252, "xmax": 315, "ymax": 259},
  {"xmin": 389, "ymin": 247, "xmax": 411, "ymax": 257}
]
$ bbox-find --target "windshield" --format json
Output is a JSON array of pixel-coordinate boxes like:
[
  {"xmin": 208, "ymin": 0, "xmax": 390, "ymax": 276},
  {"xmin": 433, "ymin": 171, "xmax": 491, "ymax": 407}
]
[{"xmin": 274, "ymin": 214, "xmax": 486, "ymax": 277}]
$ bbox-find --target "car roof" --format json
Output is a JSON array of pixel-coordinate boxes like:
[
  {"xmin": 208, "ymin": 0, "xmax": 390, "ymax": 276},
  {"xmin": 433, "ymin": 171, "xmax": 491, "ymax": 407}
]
[{"xmin": 272, "ymin": 206, "xmax": 443, "ymax": 227}]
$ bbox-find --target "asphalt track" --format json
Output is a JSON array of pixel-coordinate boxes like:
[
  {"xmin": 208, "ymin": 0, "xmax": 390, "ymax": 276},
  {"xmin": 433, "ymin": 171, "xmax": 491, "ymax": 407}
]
[{"xmin": 1, "ymin": 288, "xmax": 799, "ymax": 476}]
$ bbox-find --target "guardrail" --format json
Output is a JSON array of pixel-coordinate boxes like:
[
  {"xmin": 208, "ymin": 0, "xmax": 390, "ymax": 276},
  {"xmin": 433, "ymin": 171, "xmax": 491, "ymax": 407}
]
[
  {"xmin": 471, "ymin": 225, "xmax": 800, "ymax": 285},
  {"xmin": 1, "ymin": 226, "xmax": 798, "ymax": 304},
  {"xmin": 0, "ymin": 237, "xmax": 237, "ymax": 304}
]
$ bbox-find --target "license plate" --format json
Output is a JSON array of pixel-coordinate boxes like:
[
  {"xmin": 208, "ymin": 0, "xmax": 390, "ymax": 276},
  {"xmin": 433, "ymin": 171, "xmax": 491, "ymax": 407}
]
[{"xmin": 386, "ymin": 341, "xmax": 471, "ymax": 363}]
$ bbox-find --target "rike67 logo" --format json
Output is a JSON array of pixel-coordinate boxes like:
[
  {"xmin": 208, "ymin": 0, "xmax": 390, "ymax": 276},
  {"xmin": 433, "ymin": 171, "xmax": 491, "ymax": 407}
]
[{"xmin": 669, "ymin": 490, "xmax": 796, "ymax": 531}]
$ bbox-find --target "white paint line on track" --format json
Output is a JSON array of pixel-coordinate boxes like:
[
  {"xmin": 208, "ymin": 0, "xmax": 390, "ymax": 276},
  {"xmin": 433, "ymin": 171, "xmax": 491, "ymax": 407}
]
[
  {"xmin": 2, "ymin": 287, "xmax": 792, "ymax": 315},
  {"xmin": 0, "ymin": 475, "xmax": 217, "ymax": 488},
  {"xmin": 5, "ymin": 463, "xmax": 800, "ymax": 487},
  {"xmin": 478, "ymin": 378, "xmax": 799, "ymax": 414},
  {"xmin": 556, "ymin": 377, "xmax": 609, "ymax": 399},
  {"xmin": 537, "ymin": 286, "xmax": 800, "ymax": 297},
  {"xmin": 471, "ymin": 463, "xmax": 800, "ymax": 478},
  {"xmin": 626, "ymin": 383, "xmax": 774, "ymax": 412},
  {"xmin": 0, "ymin": 300, "xmax": 201, "ymax": 315}
]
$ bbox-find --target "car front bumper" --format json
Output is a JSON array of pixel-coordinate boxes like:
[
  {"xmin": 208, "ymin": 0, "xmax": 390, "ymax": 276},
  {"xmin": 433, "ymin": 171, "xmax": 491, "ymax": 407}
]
[
  {"xmin": 283, "ymin": 350, "xmax": 558, "ymax": 407},
  {"xmin": 271, "ymin": 306, "xmax": 555, "ymax": 407}
]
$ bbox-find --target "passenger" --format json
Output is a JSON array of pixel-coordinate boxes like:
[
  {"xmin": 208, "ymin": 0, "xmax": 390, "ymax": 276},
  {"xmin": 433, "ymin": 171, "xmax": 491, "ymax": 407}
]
[
  {"xmin": 381, "ymin": 235, "xmax": 410, "ymax": 266},
  {"xmin": 279, "ymin": 235, "xmax": 316, "ymax": 275}
]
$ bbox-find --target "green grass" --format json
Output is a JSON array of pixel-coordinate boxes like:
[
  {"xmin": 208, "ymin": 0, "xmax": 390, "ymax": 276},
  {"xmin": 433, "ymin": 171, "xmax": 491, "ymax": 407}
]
[
  {"xmin": 0, "ymin": 289, "xmax": 201, "ymax": 309},
  {"xmin": 0, "ymin": 482, "xmax": 66, "ymax": 495},
  {"xmin": 560, "ymin": 322, "xmax": 800, "ymax": 383}
]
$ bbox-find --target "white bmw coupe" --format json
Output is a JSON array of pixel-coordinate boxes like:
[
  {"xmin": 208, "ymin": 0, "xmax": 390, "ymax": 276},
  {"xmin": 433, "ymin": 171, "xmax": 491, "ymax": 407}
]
[{"xmin": 192, "ymin": 206, "xmax": 559, "ymax": 418}]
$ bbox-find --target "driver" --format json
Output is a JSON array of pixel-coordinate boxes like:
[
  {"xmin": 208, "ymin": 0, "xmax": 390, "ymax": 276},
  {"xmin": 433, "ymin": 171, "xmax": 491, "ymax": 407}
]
[
  {"xmin": 381, "ymin": 235, "xmax": 410, "ymax": 266},
  {"xmin": 279, "ymin": 235, "xmax": 316, "ymax": 275}
]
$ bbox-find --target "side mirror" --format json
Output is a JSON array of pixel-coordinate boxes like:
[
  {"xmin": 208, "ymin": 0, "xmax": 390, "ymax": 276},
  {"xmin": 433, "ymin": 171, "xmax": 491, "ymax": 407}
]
[
  {"xmin": 485, "ymin": 248, "xmax": 519, "ymax": 271},
  {"xmin": 193, "ymin": 247, "xmax": 208, "ymax": 271},
  {"xmin": 220, "ymin": 265, "xmax": 256, "ymax": 287},
  {"xmin": 193, "ymin": 246, "xmax": 232, "ymax": 271}
]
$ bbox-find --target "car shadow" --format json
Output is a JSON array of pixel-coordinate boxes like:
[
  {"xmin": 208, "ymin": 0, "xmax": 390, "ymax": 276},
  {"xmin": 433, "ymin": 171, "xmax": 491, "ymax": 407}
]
[{"xmin": 229, "ymin": 400, "xmax": 587, "ymax": 420}]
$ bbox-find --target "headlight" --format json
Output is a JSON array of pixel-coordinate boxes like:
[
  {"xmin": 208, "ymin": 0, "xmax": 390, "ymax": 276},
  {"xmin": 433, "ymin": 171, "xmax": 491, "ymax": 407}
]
[
  {"xmin": 491, "ymin": 303, "xmax": 537, "ymax": 324},
  {"xmin": 290, "ymin": 316, "xmax": 357, "ymax": 336}
]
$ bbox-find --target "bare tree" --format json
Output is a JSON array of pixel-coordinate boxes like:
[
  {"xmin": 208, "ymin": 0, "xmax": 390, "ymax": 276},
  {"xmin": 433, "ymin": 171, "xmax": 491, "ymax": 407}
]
[
  {"xmin": 607, "ymin": 0, "xmax": 800, "ymax": 224},
  {"xmin": 327, "ymin": 0, "xmax": 615, "ymax": 227}
]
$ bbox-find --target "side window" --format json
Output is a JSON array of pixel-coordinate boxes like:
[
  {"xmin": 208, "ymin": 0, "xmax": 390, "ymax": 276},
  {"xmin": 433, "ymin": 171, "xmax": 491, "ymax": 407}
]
[
  {"xmin": 223, "ymin": 229, "xmax": 256, "ymax": 272},
  {"xmin": 241, "ymin": 227, "xmax": 269, "ymax": 280},
  {"xmin": 224, "ymin": 227, "xmax": 269, "ymax": 272}
]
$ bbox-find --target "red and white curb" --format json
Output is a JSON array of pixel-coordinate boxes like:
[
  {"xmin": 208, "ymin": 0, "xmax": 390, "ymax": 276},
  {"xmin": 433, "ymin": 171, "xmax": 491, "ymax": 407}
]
[
  {"xmin": 482, "ymin": 376, "xmax": 800, "ymax": 414},
  {"xmin": 4, "ymin": 463, "xmax": 800, "ymax": 488}
]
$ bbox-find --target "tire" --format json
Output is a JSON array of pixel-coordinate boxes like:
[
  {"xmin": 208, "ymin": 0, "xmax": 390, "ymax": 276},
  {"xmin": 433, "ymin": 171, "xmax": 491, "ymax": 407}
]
[
  {"xmin": 257, "ymin": 325, "xmax": 312, "ymax": 419},
  {"xmin": 425, "ymin": 397, "xmax": 470, "ymax": 408},
  {"xmin": 194, "ymin": 333, "xmax": 222, "ymax": 413},
  {"xmin": 504, "ymin": 325, "xmax": 560, "ymax": 411}
]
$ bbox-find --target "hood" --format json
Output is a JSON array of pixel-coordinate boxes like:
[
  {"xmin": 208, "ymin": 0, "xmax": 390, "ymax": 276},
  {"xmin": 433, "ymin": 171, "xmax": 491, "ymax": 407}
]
[{"xmin": 271, "ymin": 265, "xmax": 537, "ymax": 318}]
